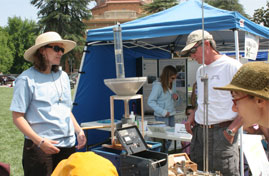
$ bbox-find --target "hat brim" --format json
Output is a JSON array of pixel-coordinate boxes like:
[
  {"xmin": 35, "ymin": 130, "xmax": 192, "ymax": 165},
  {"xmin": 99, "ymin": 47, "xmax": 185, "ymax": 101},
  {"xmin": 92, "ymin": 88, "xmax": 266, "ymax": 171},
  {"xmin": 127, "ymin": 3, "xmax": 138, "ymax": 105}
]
[
  {"xmin": 214, "ymin": 84, "xmax": 269, "ymax": 100},
  {"xmin": 180, "ymin": 42, "xmax": 196, "ymax": 56},
  {"xmin": 24, "ymin": 40, "xmax": 76, "ymax": 62}
]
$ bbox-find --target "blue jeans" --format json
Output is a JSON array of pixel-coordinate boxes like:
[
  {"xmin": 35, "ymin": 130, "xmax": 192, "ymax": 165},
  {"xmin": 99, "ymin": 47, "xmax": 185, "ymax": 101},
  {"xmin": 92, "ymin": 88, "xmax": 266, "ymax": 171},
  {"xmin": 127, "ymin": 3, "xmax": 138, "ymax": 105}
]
[{"xmin": 155, "ymin": 115, "xmax": 175, "ymax": 153}]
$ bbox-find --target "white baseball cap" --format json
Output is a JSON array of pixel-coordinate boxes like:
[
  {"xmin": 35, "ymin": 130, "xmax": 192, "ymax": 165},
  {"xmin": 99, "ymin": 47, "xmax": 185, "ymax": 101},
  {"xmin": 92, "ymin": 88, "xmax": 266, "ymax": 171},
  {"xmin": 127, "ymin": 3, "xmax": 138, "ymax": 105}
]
[{"xmin": 181, "ymin": 29, "xmax": 213, "ymax": 56}]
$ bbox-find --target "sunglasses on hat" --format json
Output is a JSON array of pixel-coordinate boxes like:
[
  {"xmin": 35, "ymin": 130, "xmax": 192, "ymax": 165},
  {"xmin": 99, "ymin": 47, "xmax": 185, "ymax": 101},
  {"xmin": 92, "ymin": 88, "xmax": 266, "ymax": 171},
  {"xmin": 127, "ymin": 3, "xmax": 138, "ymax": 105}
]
[{"xmin": 45, "ymin": 45, "xmax": 65, "ymax": 53}]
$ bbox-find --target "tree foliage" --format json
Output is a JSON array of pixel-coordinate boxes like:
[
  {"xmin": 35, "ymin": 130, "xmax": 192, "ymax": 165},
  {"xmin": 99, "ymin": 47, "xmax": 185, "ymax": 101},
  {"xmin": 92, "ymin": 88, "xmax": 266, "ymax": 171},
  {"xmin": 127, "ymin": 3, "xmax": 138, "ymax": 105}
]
[
  {"xmin": 143, "ymin": 0, "xmax": 178, "ymax": 14},
  {"xmin": 4, "ymin": 17, "xmax": 39, "ymax": 74},
  {"xmin": 205, "ymin": 0, "xmax": 249, "ymax": 18},
  {"xmin": 30, "ymin": 0, "xmax": 93, "ymax": 70},
  {"xmin": 252, "ymin": 2, "xmax": 269, "ymax": 27},
  {"xmin": 0, "ymin": 28, "xmax": 13, "ymax": 74}
]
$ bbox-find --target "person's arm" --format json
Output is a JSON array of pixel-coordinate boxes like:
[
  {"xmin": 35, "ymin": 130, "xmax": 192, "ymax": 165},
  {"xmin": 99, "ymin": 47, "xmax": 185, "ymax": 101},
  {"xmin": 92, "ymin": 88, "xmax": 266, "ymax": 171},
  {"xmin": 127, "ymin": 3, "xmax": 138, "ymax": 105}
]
[
  {"xmin": 70, "ymin": 112, "xmax": 86, "ymax": 149},
  {"xmin": 191, "ymin": 82, "xmax": 197, "ymax": 108},
  {"xmin": 223, "ymin": 115, "xmax": 243, "ymax": 144},
  {"xmin": 184, "ymin": 108, "xmax": 196, "ymax": 135},
  {"xmin": 147, "ymin": 84, "xmax": 168, "ymax": 117},
  {"xmin": 12, "ymin": 111, "xmax": 60, "ymax": 154},
  {"xmin": 172, "ymin": 81, "xmax": 179, "ymax": 102}
]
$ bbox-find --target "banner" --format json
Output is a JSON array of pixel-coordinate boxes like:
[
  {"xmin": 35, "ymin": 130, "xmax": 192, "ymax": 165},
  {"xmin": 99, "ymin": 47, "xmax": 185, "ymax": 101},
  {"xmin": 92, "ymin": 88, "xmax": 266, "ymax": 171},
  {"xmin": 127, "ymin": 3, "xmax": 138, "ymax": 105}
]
[{"xmin": 244, "ymin": 32, "xmax": 259, "ymax": 60}]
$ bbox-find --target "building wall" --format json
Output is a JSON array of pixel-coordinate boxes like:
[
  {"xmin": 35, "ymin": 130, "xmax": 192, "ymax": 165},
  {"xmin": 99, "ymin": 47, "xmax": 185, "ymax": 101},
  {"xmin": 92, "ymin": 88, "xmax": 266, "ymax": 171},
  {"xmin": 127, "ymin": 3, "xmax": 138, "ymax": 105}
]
[
  {"xmin": 86, "ymin": 0, "xmax": 153, "ymax": 30},
  {"xmin": 92, "ymin": 3, "xmax": 143, "ymax": 17}
]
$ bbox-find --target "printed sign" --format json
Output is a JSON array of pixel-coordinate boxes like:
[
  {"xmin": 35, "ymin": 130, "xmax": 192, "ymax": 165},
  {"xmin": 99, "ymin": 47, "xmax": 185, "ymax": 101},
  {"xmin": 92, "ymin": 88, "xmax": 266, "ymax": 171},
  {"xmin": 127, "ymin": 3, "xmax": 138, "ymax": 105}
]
[
  {"xmin": 244, "ymin": 32, "xmax": 259, "ymax": 60},
  {"xmin": 242, "ymin": 134, "xmax": 269, "ymax": 175}
]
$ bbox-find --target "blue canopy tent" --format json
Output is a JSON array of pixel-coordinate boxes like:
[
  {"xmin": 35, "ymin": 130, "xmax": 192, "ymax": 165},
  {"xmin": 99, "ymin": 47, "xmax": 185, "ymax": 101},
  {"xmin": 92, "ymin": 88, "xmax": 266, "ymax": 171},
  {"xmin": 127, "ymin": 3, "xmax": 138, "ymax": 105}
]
[
  {"xmin": 73, "ymin": 0, "xmax": 269, "ymax": 148},
  {"xmin": 224, "ymin": 50, "xmax": 269, "ymax": 61}
]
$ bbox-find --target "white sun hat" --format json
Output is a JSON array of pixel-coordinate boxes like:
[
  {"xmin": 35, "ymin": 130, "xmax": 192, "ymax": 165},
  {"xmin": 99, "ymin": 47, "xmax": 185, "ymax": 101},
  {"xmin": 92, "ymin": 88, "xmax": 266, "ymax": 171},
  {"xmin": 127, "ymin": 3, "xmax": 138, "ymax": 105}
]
[{"xmin": 24, "ymin": 31, "xmax": 76, "ymax": 62}]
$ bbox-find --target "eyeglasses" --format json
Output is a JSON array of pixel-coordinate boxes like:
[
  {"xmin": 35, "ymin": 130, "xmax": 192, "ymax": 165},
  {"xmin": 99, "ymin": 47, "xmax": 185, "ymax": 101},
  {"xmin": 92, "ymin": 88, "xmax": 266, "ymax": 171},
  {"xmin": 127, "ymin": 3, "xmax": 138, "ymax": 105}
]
[
  {"xmin": 232, "ymin": 95, "xmax": 249, "ymax": 105},
  {"xmin": 45, "ymin": 45, "xmax": 65, "ymax": 53},
  {"xmin": 189, "ymin": 42, "xmax": 202, "ymax": 55}
]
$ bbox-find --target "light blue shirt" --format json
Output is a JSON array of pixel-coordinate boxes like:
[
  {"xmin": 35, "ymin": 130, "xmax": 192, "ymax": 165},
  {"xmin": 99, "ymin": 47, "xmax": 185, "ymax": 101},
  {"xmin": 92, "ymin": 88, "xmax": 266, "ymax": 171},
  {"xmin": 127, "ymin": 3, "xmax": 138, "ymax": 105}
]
[
  {"xmin": 147, "ymin": 81, "xmax": 179, "ymax": 117},
  {"xmin": 10, "ymin": 67, "xmax": 75, "ymax": 147}
]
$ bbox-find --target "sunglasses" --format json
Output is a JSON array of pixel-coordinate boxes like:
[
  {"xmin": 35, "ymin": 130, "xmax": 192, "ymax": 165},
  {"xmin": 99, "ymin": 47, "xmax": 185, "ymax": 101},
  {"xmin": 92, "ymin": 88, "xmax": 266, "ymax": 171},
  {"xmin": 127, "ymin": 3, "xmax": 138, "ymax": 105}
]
[
  {"xmin": 232, "ymin": 95, "xmax": 249, "ymax": 105},
  {"xmin": 189, "ymin": 42, "xmax": 202, "ymax": 55},
  {"xmin": 45, "ymin": 45, "xmax": 65, "ymax": 53}
]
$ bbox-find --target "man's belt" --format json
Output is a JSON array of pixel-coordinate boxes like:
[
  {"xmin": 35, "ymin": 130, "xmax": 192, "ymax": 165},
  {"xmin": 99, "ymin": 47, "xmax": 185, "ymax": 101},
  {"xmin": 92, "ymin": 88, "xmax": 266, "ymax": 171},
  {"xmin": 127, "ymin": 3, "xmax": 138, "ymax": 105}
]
[{"xmin": 197, "ymin": 120, "xmax": 232, "ymax": 128}]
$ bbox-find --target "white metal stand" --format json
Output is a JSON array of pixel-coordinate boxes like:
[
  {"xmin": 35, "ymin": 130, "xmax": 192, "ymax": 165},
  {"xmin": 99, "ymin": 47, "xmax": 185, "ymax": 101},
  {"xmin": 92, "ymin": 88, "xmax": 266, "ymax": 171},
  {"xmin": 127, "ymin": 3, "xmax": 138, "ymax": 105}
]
[{"xmin": 110, "ymin": 94, "xmax": 144, "ymax": 146}]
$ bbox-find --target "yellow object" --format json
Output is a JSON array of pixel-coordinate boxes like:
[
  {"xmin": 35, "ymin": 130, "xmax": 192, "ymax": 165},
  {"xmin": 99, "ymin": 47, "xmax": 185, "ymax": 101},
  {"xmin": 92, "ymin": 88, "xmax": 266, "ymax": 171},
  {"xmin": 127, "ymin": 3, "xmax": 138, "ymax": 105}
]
[{"xmin": 51, "ymin": 152, "xmax": 119, "ymax": 176}]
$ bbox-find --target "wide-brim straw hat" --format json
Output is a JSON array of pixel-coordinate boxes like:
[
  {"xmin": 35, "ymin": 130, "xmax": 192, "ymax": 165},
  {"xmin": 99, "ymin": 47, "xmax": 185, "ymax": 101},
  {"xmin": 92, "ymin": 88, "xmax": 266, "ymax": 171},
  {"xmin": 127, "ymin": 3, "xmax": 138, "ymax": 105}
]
[
  {"xmin": 24, "ymin": 31, "xmax": 76, "ymax": 62},
  {"xmin": 181, "ymin": 29, "xmax": 213, "ymax": 56},
  {"xmin": 214, "ymin": 62, "xmax": 269, "ymax": 100}
]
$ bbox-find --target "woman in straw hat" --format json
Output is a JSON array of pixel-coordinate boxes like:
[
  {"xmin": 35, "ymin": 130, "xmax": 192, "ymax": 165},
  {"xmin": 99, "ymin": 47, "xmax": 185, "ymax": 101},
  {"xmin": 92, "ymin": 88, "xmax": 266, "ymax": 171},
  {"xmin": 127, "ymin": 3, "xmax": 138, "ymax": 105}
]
[
  {"xmin": 214, "ymin": 62, "xmax": 269, "ymax": 128},
  {"xmin": 10, "ymin": 31, "xmax": 86, "ymax": 176}
]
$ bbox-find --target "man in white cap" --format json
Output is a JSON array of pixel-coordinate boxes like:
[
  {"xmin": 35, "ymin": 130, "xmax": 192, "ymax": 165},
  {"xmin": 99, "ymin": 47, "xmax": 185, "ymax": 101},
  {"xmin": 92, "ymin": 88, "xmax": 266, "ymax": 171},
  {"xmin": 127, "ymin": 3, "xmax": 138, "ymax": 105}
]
[
  {"xmin": 10, "ymin": 31, "xmax": 86, "ymax": 176},
  {"xmin": 181, "ymin": 29, "xmax": 242, "ymax": 176}
]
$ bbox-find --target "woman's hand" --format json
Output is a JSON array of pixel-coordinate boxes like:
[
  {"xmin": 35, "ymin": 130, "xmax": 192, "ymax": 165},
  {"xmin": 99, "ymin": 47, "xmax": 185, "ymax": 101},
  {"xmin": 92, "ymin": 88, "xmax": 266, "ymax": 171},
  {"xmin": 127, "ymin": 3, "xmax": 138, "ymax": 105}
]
[
  {"xmin": 76, "ymin": 130, "xmax": 87, "ymax": 150},
  {"xmin": 165, "ymin": 112, "xmax": 170, "ymax": 117},
  {"xmin": 172, "ymin": 93, "xmax": 178, "ymax": 101},
  {"xmin": 39, "ymin": 138, "xmax": 60, "ymax": 154}
]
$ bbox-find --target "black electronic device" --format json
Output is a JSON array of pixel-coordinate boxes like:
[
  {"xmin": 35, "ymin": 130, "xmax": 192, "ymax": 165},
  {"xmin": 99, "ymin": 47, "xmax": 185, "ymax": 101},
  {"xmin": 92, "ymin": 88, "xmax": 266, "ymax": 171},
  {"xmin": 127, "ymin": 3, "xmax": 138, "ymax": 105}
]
[{"xmin": 115, "ymin": 126, "xmax": 168, "ymax": 176}]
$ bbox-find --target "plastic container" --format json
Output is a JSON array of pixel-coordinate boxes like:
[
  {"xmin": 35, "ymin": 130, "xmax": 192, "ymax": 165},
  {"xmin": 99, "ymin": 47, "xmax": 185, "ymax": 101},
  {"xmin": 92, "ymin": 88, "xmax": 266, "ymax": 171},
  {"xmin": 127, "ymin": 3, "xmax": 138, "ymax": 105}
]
[
  {"xmin": 91, "ymin": 147, "xmax": 122, "ymax": 175},
  {"xmin": 91, "ymin": 141, "xmax": 162, "ymax": 175},
  {"xmin": 129, "ymin": 111, "xmax": 135, "ymax": 123},
  {"xmin": 145, "ymin": 141, "xmax": 162, "ymax": 152}
]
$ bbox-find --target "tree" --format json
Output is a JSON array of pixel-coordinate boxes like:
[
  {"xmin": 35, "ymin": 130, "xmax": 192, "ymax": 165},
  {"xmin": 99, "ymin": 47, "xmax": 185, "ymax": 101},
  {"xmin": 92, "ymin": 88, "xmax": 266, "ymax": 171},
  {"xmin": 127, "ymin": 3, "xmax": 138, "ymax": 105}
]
[
  {"xmin": 0, "ymin": 28, "xmax": 13, "ymax": 74},
  {"xmin": 30, "ymin": 0, "xmax": 93, "ymax": 71},
  {"xmin": 252, "ymin": 2, "xmax": 269, "ymax": 27},
  {"xmin": 5, "ymin": 17, "xmax": 39, "ymax": 74},
  {"xmin": 205, "ymin": 0, "xmax": 249, "ymax": 18},
  {"xmin": 143, "ymin": 0, "xmax": 178, "ymax": 14}
]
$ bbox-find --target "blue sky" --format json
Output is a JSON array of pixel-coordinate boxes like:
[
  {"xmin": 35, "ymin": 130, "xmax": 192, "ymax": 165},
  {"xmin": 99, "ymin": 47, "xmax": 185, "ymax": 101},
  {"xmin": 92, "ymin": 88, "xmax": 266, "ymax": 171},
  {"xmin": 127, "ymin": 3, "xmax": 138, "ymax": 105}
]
[{"xmin": 0, "ymin": 0, "xmax": 268, "ymax": 27}]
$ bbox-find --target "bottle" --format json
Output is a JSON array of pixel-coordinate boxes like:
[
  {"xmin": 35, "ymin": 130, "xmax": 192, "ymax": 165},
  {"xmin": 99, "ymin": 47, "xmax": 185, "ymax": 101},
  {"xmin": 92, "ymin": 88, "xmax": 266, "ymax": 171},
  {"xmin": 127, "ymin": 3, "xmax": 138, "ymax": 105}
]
[{"xmin": 129, "ymin": 111, "xmax": 135, "ymax": 123}]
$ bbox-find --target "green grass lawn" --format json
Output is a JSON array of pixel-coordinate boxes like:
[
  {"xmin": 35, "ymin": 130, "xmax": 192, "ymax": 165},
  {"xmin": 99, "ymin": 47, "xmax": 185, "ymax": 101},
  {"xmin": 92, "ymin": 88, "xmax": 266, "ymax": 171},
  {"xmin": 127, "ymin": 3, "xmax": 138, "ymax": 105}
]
[
  {"xmin": 0, "ymin": 87, "xmax": 24, "ymax": 176},
  {"xmin": 0, "ymin": 87, "xmax": 75, "ymax": 176}
]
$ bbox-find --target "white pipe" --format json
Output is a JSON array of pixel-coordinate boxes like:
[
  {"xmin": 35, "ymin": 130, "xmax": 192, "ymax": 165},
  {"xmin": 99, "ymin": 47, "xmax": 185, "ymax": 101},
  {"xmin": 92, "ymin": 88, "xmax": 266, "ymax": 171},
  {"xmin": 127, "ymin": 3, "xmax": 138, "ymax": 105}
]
[
  {"xmin": 239, "ymin": 127, "xmax": 244, "ymax": 176},
  {"xmin": 234, "ymin": 29, "xmax": 240, "ymax": 61},
  {"xmin": 234, "ymin": 28, "xmax": 244, "ymax": 176},
  {"xmin": 201, "ymin": 0, "xmax": 209, "ymax": 173}
]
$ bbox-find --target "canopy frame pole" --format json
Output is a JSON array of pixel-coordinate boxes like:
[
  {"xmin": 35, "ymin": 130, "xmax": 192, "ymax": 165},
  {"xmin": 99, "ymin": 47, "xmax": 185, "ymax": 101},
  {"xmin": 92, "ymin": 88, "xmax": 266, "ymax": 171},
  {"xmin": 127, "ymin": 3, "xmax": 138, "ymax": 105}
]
[
  {"xmin": 233, "ymin": 28, "xmax": 244, "ymax": 176},
  {"xmin": 72, "ymin": 44, "xmax": 88, "ymax": 107},
  {"xmin": 201, "ymin": 0, "xmax": 209, "ymax": 173}
]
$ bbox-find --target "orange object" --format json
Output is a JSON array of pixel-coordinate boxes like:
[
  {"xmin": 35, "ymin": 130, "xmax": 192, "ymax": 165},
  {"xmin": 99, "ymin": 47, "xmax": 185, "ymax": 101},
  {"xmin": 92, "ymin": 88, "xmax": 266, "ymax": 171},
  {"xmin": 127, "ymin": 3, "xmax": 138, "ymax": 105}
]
[{"xmin": 51, "ymin": 152, "xmax": 118, "ymax": 176}]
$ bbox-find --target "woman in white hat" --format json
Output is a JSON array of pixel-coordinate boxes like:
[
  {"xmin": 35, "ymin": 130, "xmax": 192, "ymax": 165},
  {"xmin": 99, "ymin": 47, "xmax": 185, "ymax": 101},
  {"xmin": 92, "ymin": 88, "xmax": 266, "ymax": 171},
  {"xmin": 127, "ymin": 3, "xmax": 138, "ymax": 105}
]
[{"xmin": 10, "ymin": 31, "xmax": 86, "ymax": 176}]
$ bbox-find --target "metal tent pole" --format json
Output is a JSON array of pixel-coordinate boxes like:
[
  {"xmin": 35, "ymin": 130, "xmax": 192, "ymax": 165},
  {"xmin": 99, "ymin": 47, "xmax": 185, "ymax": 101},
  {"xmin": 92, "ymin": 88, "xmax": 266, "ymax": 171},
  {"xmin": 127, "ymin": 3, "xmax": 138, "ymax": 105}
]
[
  {"xmin": 72, "ymin": 44, "xmax": 88, "ymax": 106},
  {"xmin": 234, "ymin": 28, "xmax": 244, "ymax": 176},
  {"xmin": 201, "ymin": 0, "xmax": 209, "ymax": 173}
]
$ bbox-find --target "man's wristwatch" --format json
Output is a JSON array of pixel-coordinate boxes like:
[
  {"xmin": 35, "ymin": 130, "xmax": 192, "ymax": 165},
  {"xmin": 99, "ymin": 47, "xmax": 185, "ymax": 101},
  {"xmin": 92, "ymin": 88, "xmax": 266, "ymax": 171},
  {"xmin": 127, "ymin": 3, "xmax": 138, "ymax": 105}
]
[{"xmin": 225, "ymin": 128, "xmax": 235, "ymax": 136}]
